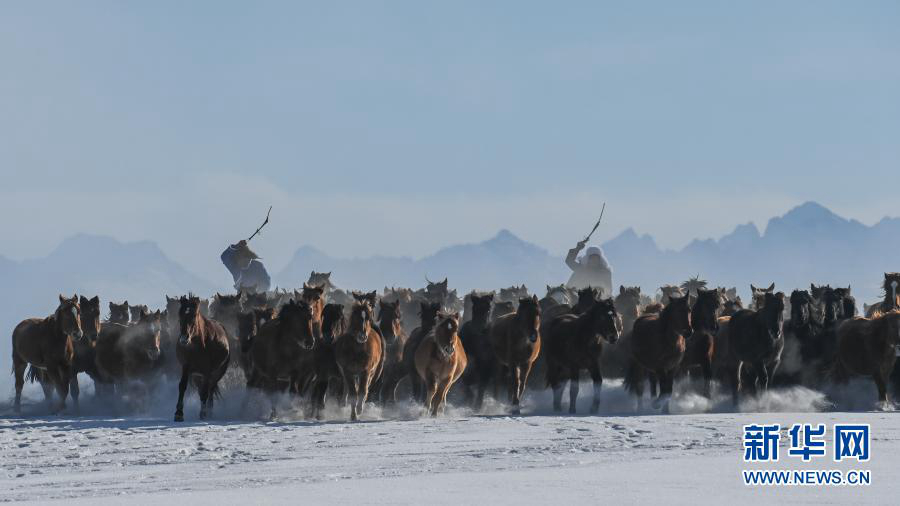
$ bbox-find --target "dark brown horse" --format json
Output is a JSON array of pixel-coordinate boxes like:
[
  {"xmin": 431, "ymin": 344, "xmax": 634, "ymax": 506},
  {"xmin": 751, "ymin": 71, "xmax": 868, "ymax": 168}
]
[
  {"xmin": 624, "ymin": 295, "xmax": 692, "ymax": 408},
  {"xmin": 573, "ymin": 287, "xmax": 599, "ymax": 314},
  {"xmin": 108, "ymin": 301, "xmax": 130, "ymax": 325},
  {"xmin": 726, "ymin": 291, "xmax": 785, "ymax": 404},
  {"xmin": 236, "ymin": 307, "xmax": 275, "ymax": 382},
  {"xmin": 300, "ymin": 283, "xmax": 326, "ymax": 339},
  {"xmin": 128, "ymin": 304, "xmax": 150, "ymax": 324},
  {"xmin": 415, "ymin": 312, "xmax": 467, "ymax": 416},
  {"xmin": 544, "ymin": 298, "xmax": 620, "ymax": 413},
  {"xmin": 94, "ymin": 310, "xmax": 163, "ymax": 400},
  {"xmin": 402, "ymin": 301, "xmax": 442, "ymax": 403},
  {"xmin": 376, "ymin": 300, "xmax": 408, "ymax": 404},
  {"xmin": 70, "ymin": 295, "xmax": 104, "ymax": 400},
  {"xmin": 490, "ymin": 295, "xmax": 541, "ymax": 415},
  {"xmin": 247, "ymin": 299, "xmax": 315, "ymax": 419},
  {"xmin": 309, "ymin": 303, "xmax": 347, "ymax": 419},
  {"xmin": 834, "ymin": 311, "xmax": 900, "ymax": 406},
  {"xmin": 334, "ymin": 302, "xmax": 384, "ymax": 421},
  {"xmin": 12, "ymin": 295, "xmax": 83, "ymax": 413},
  {"xmin": 459, "ymin": 293, "xmax": 497, "ymax": 410},
  {"xmin": 680, "ymin": 288, "xmax": 722, "ymax": 397},
  {"xmin": 174, "ymin": 296, "xmax": 231, "ymax": 421}
]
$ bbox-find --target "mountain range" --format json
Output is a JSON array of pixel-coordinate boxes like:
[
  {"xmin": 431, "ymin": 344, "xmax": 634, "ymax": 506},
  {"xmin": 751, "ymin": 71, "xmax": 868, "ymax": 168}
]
[{"xmin": 2, "ymin": 201, "xmax": 898, "ymax": 389}]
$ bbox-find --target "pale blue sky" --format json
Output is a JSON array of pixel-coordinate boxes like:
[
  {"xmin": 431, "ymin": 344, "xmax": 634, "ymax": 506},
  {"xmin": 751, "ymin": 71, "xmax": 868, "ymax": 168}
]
[{"xmin": 1, "ymin": 1, "xmax": 898, "ymax": 281}]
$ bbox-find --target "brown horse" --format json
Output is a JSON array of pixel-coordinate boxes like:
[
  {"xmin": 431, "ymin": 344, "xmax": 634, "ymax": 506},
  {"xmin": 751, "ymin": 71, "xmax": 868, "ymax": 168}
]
[
  {"xmin": 544, "ymin": 298, "xmax": 621, "ymax": 413},
  {"xmin": 680, "ymin": 288, "xmax": 722, "ymax": 397},
  {"xmin": 174, "ymin": 296, "xmax": 231, "ymax": 422},
  {"xmin": 300, "ymin": 283, "xmax": 326, "ymax": 338},
  {"xmin": 750, "ymin": 283, "xmax": 775, "ymax": 311},
  {"xmin": 865, "ymin": 273, "xmax": 900, "ymax": 318},
  {"xmin": 624, "ymin": 295, "xmax": 692, "ymax": 408},
  {"xmin": 12, "ymin": 295, "xmax": 84, "ymax": 413},
  {"xmin": 334, "ymin": 302, "xmax": 384, "ymax": 421},
  {"xmin": 402, "ymin": 301, "xmax": 442, "ymax": 403},
  {"xmin": 376, "ymin": 300, "xmax": 408, "ymax": 404},
  {"xmin": 415, "ymin": 312, "xmax": 467, "ymax": 416},
  {"xmin": 94, "ymin": 310, "xmax": 163, "ymax": 400},
  {"xmin": 248, "ymin": 299, "xmax": 316, "ymax": 418},
  {"xmin": 490, "ymin": 295, "xmax": 541, "ymax": 415},
  {"xmin": 834, "ymin": 311, "xmax": 900, "ymax": 406},
  {"xmin": 108, "ymin": 301, "xmax": 130, "ymax": 325}
]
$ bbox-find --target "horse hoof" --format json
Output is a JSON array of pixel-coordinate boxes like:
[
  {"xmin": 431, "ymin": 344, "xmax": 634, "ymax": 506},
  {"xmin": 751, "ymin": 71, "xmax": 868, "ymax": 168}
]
[{"xmin": 174, "ymin": 412, "xmax": 184, "ymax": 422}]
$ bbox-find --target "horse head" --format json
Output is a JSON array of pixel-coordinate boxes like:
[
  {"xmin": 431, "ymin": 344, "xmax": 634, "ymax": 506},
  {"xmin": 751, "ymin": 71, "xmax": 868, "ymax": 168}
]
[
  {"xmin": 322, "ymin": 303, "xmax": 346, "ymax": 342},
  {"xmin": 692, "ymin": 288, "xmax": 723, "ymax": 334},
  {"xmin": 515, "ymin": 295, "xmax": 541, "ymax": 344},
  {"xmin": 78, "ymin": 295, "xmax": 102, "ymax": 342},
  {"xmin": 348, "ymin": 302, "xmax": 374, "ymax": 344},
  {"xmin": 434, "ymin": 312, "xmax": 460, "ymax": 357},
  {"xmin": 279, "ymin": 299, "xmax": 316, "ymax": 350},
  {"xmin": 134, "ymin": 310, "xmax": 163, "ymax": 362},
  {"xmin": 108, "ymin": 300, "xmax": 130, "ymax": 325},
  {"xmin": 56, "ymin": 294, "xmax": 84, "ymax": 341},
  {"xmin": 377, "ymin": 300, "xmax": 403, "ymax": 341},
  {"xmin": 178, "ymin": 295, "xmax": 203, "ymax": 346},
  {"xmin": 761, "ymin": 292, "xmax": 786, "ymax": 341}
]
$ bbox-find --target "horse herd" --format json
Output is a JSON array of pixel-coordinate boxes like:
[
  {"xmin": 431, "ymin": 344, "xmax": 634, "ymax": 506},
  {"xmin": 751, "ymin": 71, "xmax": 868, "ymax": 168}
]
[{"xmin": 10, "ymin": 271, "xmax": 900, "ymax": 422}]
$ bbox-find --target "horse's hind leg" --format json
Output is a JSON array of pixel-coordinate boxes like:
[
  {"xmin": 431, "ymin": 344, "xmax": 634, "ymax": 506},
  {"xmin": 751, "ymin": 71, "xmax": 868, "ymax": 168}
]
[
  {"xmin": 756, "ymin": 362, "xmax": 769, "ymax": 394},
  {"xmin": 874, "ymin": 374, "xmax": 889, "ymax": 408},
  {"xmin": 174, "ymin": 365, "xmax": 190, "ymax": 422},
  {"xmin": 69, "ymin": 374, "xmax": 80, "ymax": 414},
  {"xmin": 198, "ymin": 377, "xmax": 211, "ymax": 420},
  {"xmin": 649, "ymin": 373, "xmax": 658, "ymax": 399},
  {"xmin": 732, "ymin": 362, "xmax": 743, "ymax": 406},
  {"xmin": 589, "ymin": 363, "xmax": 603, "ymax": 415},
  {"xmin": 701, "ymin": 358, "xmax": 712, "ymax": 398},
  {"xmin": 548, "ymin": 364, "xmax": 563, "ymax": 412},
  {"xmin": 13, "ymin": 358, "xmax": 26, "ymax": 414},
  {"xmin": 568, "ymin": 369, "xmax": 580, "ymax": 414},
  {"xmin": 49, "ymin": 367, "xmax": 69, "ymax": 414}
]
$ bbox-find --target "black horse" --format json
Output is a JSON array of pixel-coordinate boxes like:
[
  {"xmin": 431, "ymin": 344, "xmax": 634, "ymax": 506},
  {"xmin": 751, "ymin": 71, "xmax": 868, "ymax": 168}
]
[
  {"xmin": 459, "ymin": 293, "xmax": 496, "ymax": 410},
  {"xmin": 726, "ymin": 292, "xmax": 785, "ymax": 404}
]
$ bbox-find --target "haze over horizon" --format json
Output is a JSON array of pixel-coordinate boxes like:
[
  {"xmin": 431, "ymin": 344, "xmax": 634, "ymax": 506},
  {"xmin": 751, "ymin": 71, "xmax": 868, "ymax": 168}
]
[{"xmin": 1, "ymin": 1, "xmax": 898, "ymax": 283}]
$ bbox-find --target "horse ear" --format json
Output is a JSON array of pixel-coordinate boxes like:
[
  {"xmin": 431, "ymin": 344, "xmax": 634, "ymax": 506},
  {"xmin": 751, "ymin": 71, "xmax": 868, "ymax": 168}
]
[
  {"xmin": 767, "ymin": 283, "xmax": 775, "ymax": 292},
  {"xmin": 91, "ymin": 296, "xmax": 99, "ymax": 303},
  {"xmin": 619, "ymin": 285, "xmax": 626, "ymax": 295},
  {"xmin": 750, "ymin": 284, "xmax": 757, "ymax": 292},
  {"xmin": 846, "ymin": 285, "xmax": 852, "ymax": 294},
  {"xmin": 59, "ymin": 294, "xmax": 66, "ymax": 304},
  {"xmin": 532, "ymin": 294, "xmax": 539, "ymax": 303}
]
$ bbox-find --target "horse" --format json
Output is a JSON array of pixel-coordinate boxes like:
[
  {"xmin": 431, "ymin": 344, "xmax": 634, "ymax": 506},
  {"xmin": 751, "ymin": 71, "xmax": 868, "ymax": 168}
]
[
  {"xmin": 490, "ymin": 295, "xmax": 541, "ymax": 415},
  {"xmin": 247, "ymin": 299, "xmax": 315, "ymax": 419},
  {"xmin": 491, "ymin": 300, "xmax": 516, "ymax": 321},
  {"xmin": 680, "ymin": 288, "xmax": 721, "ymax": 397},
  {"xmin": 236, "ymin": 307, "xmax": 276, "ymax": 385},
  {"xmin": 459, "ymin": 293, "xmax": 496, "ymax": 409},
  {"xmin": 174, "ymin": 295, "xmax": 231, "ymax": 421},
  {"xmin": 722, "ymin": 298, "xmax": 744, "ymax": 317},
  {"xmin": 658, "ymin": 285, "xmax": 684, "ymax": 306},
  {"xmin": 334, "ymin": 302, "xmax": 384, "ymax": 421},
  {"xmin": 352, "ymin": 290, "xmax": 379, "ymax": 309},
  {"xmin": 128, "ymin": 304, "xmax": 150, "ymax": 324},
  {"xmin": 624, "ymin": 295, "xmax": 692, "ymax": 408},
  {"xmin": 300, "ymin": 283, "xmax": 326, "ymax": 338},
  {"xmin": 108, "ymin": 301, "xmax": 130, "ymax": 325},
  {"xmin": 749, "ymin": 283, "xmax": 775, "ymax": 311},
  {"xmin": 415, "ymin": 312, "xmax": 467, "ymax": 416},
  {"xmin": 375, "ymin": 300, "xmax": 407, "ymax": 404},
  {"xmin": 401, "ymin": 301, "xmax": 442, "ymax": 403},
  {"xmin": 211, "ymin": 292, "xmax": 244, "ymax": 357},
  {"xmin": 544, "ymin": 298, "xmax": 621, "ymax": 413},
  {"xmin": 12, "ymin": 295, "xmax": 84, "ymax": 413},
  {"xmin": 726, "ymin": 291, "xmax": 785, "ymax": 404},
  {"xmin": 864, "ymin": 273, "xmax": 900, "ymax": 317},
  {"xmin": 572, "ymin": 287, "xmax": 599, "ymax": 314},
  {"xmin": 614, "ymin": 286, "xmax": 643, "ymax": 336},
  {"xmin": 94, "ymin": 310, "xmax": 163, "ymax": 403},
  {"xmin": 782, "ymin": 290, "xmax": 824, "ymax": 385},
  {"xmin": 497, "ymin": 285, "xmax": 529, "ymax": 305},
  {"xmin": 71, "ymin": 295, "xmax": 105, "ymax": 399},
  {"xmin": 834, "ymin": 311, "xmax": 900, "ymax": 407},
  {"xmin": 309, "ymin": 303, "xmax": 347, "ymax": 419}
]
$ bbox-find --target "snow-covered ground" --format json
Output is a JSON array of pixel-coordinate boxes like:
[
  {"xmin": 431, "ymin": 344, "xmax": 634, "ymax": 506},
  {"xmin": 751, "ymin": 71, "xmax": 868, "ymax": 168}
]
[{"xmin": 2, "ymin": 379, "xmax": 897, "ymax": 505}]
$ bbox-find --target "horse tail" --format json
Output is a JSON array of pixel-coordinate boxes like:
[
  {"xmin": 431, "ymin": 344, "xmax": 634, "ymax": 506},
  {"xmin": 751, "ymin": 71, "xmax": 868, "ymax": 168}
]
[{"xmin": 25, "ymin": 365, "xmax": 41, "ymax": 384}]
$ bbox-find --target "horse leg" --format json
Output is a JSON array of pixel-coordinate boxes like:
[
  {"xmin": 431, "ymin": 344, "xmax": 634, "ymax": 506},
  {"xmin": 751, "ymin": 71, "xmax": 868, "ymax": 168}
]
[
  {"xmin": 756, "ymin": 362, "xmax": 769, "ymax": 394},
  {"xmin": 358, "ymin": 371, "xmax": 376, "ymax": 418},
  {"xmin": 40, "ymin": 375, "xmax": 54, "ymax": 406},
  {"xmin": 874, "ymin": 373, "xmax": 889, "ymax": 408},
  {"xmin": 732, "ymin": 362, "xmax": 743, "ymax": 406},
  {"xmin": 701, "ymin": 357, "xmax": 712, "ymax": 399},
  {"xmin": 568, "ymin": 369, "xmax": 580, "ymax": 414},
  {"xmin": 649, "ymin": 373, "xmax": 658, "ymax": 399},
  {"xmin": 68, "ymin": 374, "xmax": 81, "ymax": 414},
  {"xmin": 312, "ymin": 377, "xmax": 328, "ymax": 420},
  {"xmin": 434, "ymin": 378, "xmax": 452, "ymax": 417},
  {"xmin": 347, "ymin": 375, "xmax": 360, "ymax": 421},
  {"xmin": 49, "ymin": 366, "xmax": 69, "ymax": 414},
  {"xmin": 174, "ymin": 365, "xmax": 190, "ymax": 422},
  {"xmin": 475, "ymin": 366, "xmax": 489, "ymax": 412},
  {"xmin": 549, "ymin": 364, "xmax": 563, "ymax": 413},
  {"xmin": 198, "ymin": 377, "xmax": 210, "ymax": 420},
  {"xmin": 509, "ymin": 366, "xmax": 523, "ymax": 415},
  {"xmin": 589, "ymin": 363, "xmax": 603, "ymax": 415},
  {"xmin": 13, "ymin": 358, "xmax": 26, "ymax": 414}
]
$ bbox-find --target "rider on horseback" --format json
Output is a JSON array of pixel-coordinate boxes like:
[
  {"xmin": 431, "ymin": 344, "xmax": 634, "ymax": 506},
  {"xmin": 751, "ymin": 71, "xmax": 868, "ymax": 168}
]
[
  {"xmin": 565, "ymin": 239, "xmax": 613, "ymax": 297},
  {"xmin": 221, "ymin": 240, "xmax": 271, "ymax": 294}
]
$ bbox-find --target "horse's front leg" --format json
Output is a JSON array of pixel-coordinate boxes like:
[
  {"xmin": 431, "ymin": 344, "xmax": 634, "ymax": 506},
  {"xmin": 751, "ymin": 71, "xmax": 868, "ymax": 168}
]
[
  {"xmin": 509, "ymin": 366, "xmax": 523, "ymax": 415},
  {"xmin": 69, "ymin": 372, "xmax": 80, "ymax": 414},
  {"xmin": 51, "ymin": 366, "xmax": 70, "ymax": 414},
  {"xmin": 589, "ymin": 362, "xmax": 603, "ymax": 415},
  {"xmin": 874, "ymin": 372, "xmax": 889, "ymax": 407},
  {"xmin": 174, "ymin": 365, "xmax": 190, "ymax": 421},
  {"xmin": 198, "ymin": 376, "xmax": 210, "ymax": 420},
  {"xmin": 731, "ymin": 362, "xmax": 743, "ymax": 406},
  {"xmin": 756, "ymin": 362, "xmax": 769, "ymax": 394},
  {"xmin": 568, "ymin": 368, "xmax": 580, "ymax": 414},
  {"xmin": 548, "ymin": 363, "xmax": 563, "ymax": 412}
]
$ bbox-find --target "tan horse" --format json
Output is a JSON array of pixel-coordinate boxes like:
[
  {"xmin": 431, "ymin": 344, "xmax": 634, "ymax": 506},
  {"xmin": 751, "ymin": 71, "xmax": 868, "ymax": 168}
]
[
  {"xmin": 834, "ymin": 311, "xmax": 900, "ymax": 406},
  {"xmin": 490, "ymin": 295, "xmax": 541, "ymax": 415},
  {"xmin": 174, "ymin": 296, "xmax": 230, "ymax": 422},
  {"xmin": 334, "ymin": 302, "xmax": 384, "ymax": 421},
  {"xmin": 415, "ymin": 312, "xmax": 467, "ymax": 416},
  {"xmin": 12, "ymin": 295, "xmax": 84, "ymax": 413}
]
